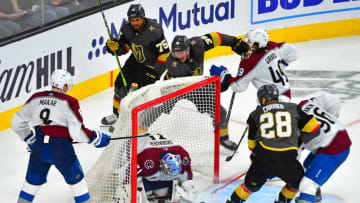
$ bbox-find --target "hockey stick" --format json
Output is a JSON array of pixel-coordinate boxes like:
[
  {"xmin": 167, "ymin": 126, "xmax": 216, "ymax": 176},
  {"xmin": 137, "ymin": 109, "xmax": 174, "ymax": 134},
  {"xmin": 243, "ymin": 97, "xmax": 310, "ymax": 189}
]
[
  {"xmin": 215, "ymin": 56, "xmax": 244, "ymax": 129},
  {"xmin": 96, "ymin": 0, "xmax": 127, "ymax": 87},
  {"xmin": 72, "ymin": 134, "xmax": 150, "ymax": 144},
  {"xmin": 211, "ymin": 171, "xmax": 246, "ymax": 194},
  {"xmin": 225, "ymin": 127, "xmax": 248, "ymax": 162}
]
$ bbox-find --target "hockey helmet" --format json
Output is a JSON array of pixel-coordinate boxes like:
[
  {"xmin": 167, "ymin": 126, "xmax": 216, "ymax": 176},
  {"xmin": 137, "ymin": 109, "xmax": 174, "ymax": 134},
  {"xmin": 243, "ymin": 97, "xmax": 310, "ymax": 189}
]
[
  {"xmin": 50, "ymin": 69, "xmax": 73, "ymax": 93},
  {"xmin": 245, "ymin": 28, "xmax": 269, "ymax": 49},
  {"xmin": 257, "ymin": 84, "xmax": 279, "ymax": 105},
  {"xmin": 127, "ymin": 4, "xmax": 145, "ymax": 19},
  {"xmin": 171, "ymin": 35, "xmax": 190, "ymax": 52},
  {"xmin": 160, "ymin": 152, "xmax": 182, "ymax": 176}
]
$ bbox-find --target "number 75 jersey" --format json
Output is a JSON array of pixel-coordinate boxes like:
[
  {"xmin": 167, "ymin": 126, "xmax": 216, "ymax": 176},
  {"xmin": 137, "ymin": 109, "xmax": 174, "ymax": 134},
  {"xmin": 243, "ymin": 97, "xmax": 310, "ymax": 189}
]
[{"xmin": 228, "ymin": 41, "xmax": 297, "ymax": 97}]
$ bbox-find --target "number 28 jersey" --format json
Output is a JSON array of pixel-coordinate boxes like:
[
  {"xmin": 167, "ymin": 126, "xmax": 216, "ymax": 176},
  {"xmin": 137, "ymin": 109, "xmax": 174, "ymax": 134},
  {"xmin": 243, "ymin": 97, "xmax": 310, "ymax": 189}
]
[
  {"xmin": 228, "ymin": 41, "xmax": 297, "ymax": 98},
  {"xmin": 247, "ymin": 102, "xmax": 320, "ymax": 160},
  {"xmin": 11, "ymin": 91, "xmax": 94, "ymax": 142}
]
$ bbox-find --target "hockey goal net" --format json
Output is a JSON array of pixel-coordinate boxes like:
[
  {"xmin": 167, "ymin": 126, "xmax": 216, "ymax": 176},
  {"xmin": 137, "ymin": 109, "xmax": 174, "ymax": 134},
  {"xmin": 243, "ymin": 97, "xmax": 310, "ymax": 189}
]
[{"xmin": 86, "ymin": 76, "xmax": 220, "ymax": 203}]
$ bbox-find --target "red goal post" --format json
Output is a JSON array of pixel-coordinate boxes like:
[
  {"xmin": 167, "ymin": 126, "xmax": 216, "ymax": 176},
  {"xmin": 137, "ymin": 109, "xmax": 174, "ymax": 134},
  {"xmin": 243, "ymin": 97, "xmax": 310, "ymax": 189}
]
[{"xmin": 87, "ymin": 76, "xmax": 221, "ymax": 203}]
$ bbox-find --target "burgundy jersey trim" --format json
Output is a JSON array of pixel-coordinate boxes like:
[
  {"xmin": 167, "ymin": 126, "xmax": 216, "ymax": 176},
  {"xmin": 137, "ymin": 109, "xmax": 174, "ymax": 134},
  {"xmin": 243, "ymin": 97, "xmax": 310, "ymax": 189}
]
[
  {"xmin": 40, "ymin": 125, "xmax": 71, "ymax": 139},
  {"xmin": 317, "ymin": 130, "xmax": 352, "ymax": 155},
  {"xmin": 26, "ymin": 91, "xmax": 94, "ymax": 140},
  {"xmin": 227, "ymin": 41, "xmax": 282, "ymax": 85}
]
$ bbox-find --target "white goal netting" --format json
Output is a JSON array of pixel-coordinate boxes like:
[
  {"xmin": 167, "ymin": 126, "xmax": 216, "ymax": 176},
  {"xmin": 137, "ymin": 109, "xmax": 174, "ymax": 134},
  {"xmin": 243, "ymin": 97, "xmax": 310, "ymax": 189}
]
[{"xmin": 86, "ymin": 76, "xmax": 220, "ymax": 203}]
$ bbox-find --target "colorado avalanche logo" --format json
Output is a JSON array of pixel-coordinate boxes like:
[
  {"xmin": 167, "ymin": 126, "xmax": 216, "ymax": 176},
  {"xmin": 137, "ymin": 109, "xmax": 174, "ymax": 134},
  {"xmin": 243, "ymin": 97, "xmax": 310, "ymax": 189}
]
[
  {"xmin": 144, "ymin": 160, "xmax": 154, "ymax": 169},
  {"xmin": 182, "ymin": 157, "xmax": 189, "ymax": 166}
]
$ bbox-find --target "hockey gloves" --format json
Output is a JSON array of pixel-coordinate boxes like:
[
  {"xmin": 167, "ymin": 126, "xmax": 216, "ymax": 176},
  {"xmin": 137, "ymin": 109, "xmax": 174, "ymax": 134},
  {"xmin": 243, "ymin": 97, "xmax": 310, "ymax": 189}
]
[
  {"xmin": 24, "ymin": 131, "xmax": 36, "ymax": 152},
  {"xmin": 106, "ymin": 38, "xmax": 128, "ymax": 56},
  {"xmin": 210, "ymin": 65, "xmax": 231, "ymax": 84},
  {"xmin": 90, "ymin": 131, "xmax": 110, "ymax": 148},
  {"xmin": 231, "ymin": 38, "xmax": 250, "ymax": 57}
]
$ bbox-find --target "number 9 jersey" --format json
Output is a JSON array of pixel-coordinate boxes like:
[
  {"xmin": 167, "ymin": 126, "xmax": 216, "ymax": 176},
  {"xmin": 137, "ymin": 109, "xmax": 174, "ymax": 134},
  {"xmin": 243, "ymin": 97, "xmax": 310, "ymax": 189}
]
[
  {"xmin": 11, "ymin": 91, "xmax": 94, "ymax": 143},
  {"xmin": 227, "ymin": 41, "xmax": 297, "ymax": 100}
]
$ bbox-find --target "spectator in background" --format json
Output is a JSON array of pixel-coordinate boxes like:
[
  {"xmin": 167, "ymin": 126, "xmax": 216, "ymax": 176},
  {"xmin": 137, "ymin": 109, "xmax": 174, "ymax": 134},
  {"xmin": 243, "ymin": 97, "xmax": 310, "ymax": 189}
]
[
  {"xmin": 50, "ymin": 0, "xmax": 85, "ymax": 14},
  {"xmin": 0, "ymin": 0, "xmax": 25, "ymax": 38},
  {"xmin": 31, "ymin": 0, "xmax": 70, "ymax": 19},
  {"xmin": 0, "ymin": 0, "xmax": 60, "ymax": 37}
]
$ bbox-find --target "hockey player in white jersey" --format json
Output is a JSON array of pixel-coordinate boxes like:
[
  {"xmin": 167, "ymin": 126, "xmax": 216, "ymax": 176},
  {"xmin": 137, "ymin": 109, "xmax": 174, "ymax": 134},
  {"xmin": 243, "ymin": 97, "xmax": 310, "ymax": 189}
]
[
  {"xmin": 297, "ymin": 93, "xmax": 352, "ymax": 203},
  {"xmin": 210, "ymin": 28, "xmax": 297, "ymax": 102},
  {"xmin": 136, "ymin": 133, "xmax": 198, "ymax": 203},
  {"xmin": 11, "ymin": 70, "xmax": 111, "ymax": 203}
]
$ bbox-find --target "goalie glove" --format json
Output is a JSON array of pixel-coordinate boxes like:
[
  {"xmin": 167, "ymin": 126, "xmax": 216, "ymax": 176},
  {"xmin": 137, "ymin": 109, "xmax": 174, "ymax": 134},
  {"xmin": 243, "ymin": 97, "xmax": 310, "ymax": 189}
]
[
  {"xmin": 106, "ymin": 38, "xmax": 128, "ymax": 56},
  {"xmin": 231, "ymin": 38, "xmax": 250, "ymax": 57}
]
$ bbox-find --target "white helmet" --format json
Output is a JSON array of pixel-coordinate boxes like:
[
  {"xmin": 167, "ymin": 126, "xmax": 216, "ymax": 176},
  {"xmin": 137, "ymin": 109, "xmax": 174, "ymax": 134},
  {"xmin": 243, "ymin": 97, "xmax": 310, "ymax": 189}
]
[
  {"xmin": 50, "ymin": 69, "xmax": 73, "ymax": 93},
  {"xmin": 245, "ymin": 28, "xmax": 269, "ymax": 49}
]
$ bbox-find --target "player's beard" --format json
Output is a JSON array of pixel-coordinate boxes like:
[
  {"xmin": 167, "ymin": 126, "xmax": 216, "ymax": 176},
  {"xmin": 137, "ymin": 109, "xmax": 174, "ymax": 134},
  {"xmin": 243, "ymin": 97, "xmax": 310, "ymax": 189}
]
[{"xmin": 132, "ymin": 23, "xmax": 144, "ymax": 32}]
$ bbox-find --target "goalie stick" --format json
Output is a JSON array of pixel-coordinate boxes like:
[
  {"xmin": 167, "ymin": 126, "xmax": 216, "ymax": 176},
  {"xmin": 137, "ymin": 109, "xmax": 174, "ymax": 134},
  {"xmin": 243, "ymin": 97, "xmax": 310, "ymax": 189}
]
[{"xmin": 225, "ymin": 127, "xmax": 248, "ymax": 162}]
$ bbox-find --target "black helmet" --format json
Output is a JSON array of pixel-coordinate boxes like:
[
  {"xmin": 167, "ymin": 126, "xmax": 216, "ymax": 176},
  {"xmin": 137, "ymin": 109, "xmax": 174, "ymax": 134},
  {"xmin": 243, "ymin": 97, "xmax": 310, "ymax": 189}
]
[
  {"xmin": 257, "ymin": 84, "xmax": 279, "ymax": 104},
  {"xmin": 171, "ymin": 35, "xmax": 190, "ymax": 52},
  {"xmin": 127, "ymin": 4, "xmax": 145, "ymax": 19}
]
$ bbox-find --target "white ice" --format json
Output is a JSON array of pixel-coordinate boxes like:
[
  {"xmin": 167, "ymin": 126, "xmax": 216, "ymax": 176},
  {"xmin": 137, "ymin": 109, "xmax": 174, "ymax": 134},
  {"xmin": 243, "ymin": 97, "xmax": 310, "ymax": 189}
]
[{"xmin": 1, "ymin": 35, "xmax": 359, "ymax": 202}]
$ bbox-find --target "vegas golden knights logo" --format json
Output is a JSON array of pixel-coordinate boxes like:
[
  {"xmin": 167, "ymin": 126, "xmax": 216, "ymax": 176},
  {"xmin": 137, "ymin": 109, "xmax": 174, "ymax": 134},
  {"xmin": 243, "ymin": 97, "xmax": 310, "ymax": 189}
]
[{"xmin": 131, "ymin": 43, "xmax": 145, "ymax": 63}]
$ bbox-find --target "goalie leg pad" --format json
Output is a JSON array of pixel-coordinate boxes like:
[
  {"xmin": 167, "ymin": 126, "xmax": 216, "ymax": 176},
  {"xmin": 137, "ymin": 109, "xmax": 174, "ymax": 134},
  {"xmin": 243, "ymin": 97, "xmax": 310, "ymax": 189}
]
[{"xmin": 175, "ymin": 180, "xmax": 199, "ymax": 202}]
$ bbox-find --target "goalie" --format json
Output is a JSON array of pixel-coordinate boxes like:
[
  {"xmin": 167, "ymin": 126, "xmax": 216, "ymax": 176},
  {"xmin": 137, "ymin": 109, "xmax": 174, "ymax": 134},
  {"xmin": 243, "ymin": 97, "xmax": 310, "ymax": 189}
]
[{"xmin": 136, "ymin": 133, "xmax": 198, "ymax": 203}]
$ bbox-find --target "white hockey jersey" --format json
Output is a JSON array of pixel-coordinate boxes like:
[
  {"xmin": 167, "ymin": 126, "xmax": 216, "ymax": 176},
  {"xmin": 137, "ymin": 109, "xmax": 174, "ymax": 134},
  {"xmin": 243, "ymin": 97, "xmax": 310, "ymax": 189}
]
[
  {"xmin": 11, "ymin": 91, "xmax": 94, "ymax": 142},
  {"xmin": 299, "ymin": 94, "xmax": 352, "ymax": 154},
  {"xmin": 137, "ymin": 134, "xmax": 192, "ymax": 183},
  {"xmin": 228, "ymin": 41, "xmax": 297, "ymax": 99}
]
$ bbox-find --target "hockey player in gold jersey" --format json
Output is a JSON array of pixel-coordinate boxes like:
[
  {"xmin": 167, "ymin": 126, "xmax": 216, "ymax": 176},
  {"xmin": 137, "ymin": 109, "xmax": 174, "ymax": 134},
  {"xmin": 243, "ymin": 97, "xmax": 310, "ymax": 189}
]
[
  {"xmin": 226, "ymin": 84, "xmax": 320, "ymax": 203},
  {"xmin": 102, "ymin": 4, "xmax": 170, "ymax": 126}
]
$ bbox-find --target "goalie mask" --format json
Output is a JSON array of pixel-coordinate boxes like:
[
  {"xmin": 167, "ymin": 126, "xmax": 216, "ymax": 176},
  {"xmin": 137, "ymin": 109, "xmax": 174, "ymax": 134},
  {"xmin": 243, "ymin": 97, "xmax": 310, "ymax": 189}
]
[
  {"xmin": 50, "ymin": 70, "xmax": 73, "ymax": 93},
  {"xmin": 160, "ymin": 152, "xmax": 182, "ymax": 176},
  {"xmin": 245, "ymin": 28, "xmax": 269, "ymax": 50}
]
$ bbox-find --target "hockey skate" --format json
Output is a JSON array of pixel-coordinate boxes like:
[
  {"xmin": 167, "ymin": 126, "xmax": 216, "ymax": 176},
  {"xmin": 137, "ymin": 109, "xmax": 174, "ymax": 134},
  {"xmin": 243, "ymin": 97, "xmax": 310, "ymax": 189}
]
[
  {"xmin": 315, "ymin": 188, "xmax": 322, "ymax": 202},
  {"xmin": 101, "ymin": 113, "xmax": 117, "ymax": 125},
  {"xmin": 220, "ymin": 139, "xmax": 238, "ymax": 151}
]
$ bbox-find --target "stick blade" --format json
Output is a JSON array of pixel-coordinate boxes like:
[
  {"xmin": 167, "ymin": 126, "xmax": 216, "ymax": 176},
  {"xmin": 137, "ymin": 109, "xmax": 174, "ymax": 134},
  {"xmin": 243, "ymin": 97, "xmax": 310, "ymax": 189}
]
[{"xmin": 225, "ymin": 155, "xmax": 233, "ymax": 162}]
